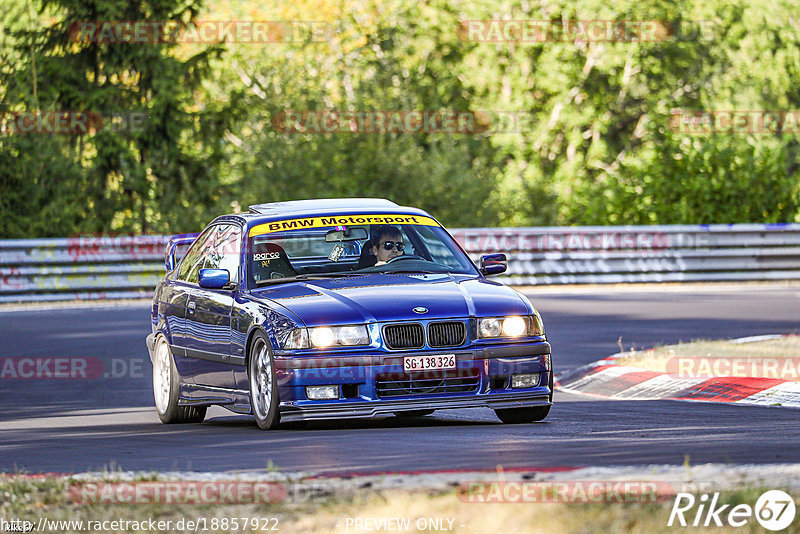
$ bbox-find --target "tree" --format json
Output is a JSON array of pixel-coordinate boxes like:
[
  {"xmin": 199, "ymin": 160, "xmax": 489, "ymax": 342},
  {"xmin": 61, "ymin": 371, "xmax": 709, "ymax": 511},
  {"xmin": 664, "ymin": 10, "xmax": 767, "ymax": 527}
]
[{"xmin": 0, "ymin": 0, "xmax": 234, "ymax": 237}]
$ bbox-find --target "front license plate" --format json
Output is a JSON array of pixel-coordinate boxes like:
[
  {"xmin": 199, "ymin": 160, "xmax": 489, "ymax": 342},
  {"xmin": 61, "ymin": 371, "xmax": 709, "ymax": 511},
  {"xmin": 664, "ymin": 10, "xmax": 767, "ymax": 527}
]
[{"xmin": 403, "ymin": 354, "xmax": 456, "ymax": 372}]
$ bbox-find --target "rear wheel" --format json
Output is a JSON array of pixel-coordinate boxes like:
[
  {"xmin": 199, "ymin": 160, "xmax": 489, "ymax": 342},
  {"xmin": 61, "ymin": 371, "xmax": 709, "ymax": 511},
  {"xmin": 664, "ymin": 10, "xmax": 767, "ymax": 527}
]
[
  {"xmin": 249, "ymin": 332, "xmax": 281, "ymax": 430},
  {"xmin": 152, "ymin": 335, "xmax": 206, "ymax": 424}
]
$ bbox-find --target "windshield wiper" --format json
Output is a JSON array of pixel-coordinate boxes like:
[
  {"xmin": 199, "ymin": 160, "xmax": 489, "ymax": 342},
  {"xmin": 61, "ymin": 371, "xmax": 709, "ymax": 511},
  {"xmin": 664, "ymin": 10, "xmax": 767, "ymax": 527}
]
[
  {"xmin": 254, "ymin": 272, "xmax": 368, "ymax": 286},
  {"xmin": 382, "ymin": 269, "xmax": 441, "ymax": 274}
]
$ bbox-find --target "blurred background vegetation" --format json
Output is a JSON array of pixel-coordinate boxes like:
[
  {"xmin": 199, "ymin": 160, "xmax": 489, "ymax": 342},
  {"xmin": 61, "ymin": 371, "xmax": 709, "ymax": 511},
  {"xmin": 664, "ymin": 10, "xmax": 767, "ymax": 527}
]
[{"xmin": 1, "ymin": 0, "xmax": 799, "ymax": 237}]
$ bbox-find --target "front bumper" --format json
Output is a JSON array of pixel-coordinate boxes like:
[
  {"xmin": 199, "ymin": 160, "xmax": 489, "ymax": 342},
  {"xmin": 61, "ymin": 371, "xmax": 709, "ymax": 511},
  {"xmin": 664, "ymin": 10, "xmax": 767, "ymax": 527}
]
[
  {"xmin": 272, "ymin": 341, "xmax": 552, "ymax": 421},
  {"xmin": 278, "ymin": 390, "xmax": 550, "ymax": 422}
]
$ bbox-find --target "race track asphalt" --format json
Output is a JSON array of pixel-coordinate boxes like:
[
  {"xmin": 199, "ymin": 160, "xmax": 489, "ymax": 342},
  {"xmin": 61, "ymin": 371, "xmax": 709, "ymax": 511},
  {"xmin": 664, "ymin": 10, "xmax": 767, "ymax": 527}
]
[{"xmin": 1, "ymin": 284, "xmax": 798, "ymax": 475}]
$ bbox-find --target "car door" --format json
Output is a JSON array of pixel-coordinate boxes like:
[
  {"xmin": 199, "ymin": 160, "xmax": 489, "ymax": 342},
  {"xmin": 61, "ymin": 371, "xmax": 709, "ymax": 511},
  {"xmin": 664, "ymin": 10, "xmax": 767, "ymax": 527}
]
[
  {"xmin": 170, "ymin": 225, "xmax": 218, "ymax": 381},
  {"xmin": 184, "ymin": 223, "xmax": 242, "ymax": 389}
]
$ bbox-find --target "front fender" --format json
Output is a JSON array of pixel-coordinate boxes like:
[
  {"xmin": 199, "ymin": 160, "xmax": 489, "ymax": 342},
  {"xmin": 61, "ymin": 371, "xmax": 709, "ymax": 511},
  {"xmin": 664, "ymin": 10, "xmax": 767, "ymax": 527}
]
[{"xmin": 233, "ymin": 293, "xmax": 307, "ymax": 365}]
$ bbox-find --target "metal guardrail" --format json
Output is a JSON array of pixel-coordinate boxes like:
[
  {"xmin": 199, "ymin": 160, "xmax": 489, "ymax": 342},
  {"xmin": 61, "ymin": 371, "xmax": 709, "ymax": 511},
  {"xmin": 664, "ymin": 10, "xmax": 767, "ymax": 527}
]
[
  {"xmin": 1, "ymin": 224, "xmax": 798, "ymax": 302},
  {"xmin": 0, "ymin": 236, "xmax": 168, "ymax": 303},
  {"xmin": 452, "ymin": 223, "xmax": 800, "ymax": 285}
]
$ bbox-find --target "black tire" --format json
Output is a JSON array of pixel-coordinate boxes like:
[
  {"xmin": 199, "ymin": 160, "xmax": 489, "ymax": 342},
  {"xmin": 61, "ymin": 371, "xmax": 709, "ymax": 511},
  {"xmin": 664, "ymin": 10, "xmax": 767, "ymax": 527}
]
[
  {"xmin": 152, "ymin": 335, "xmax": 207, "ymax": 424},
  {"xmin": 495, "ymin": 405, "xmax": 550, "ymax": 424},
  {"xmin": 248, "ymin": 332, "xmax": 281, "ymax": 430},
  {"xmin": 495, "ymin": 371, "xmax": 553, "ymax": 424},
  {"xmin": 394, "ymin": 410, "xmax": 435, "ymax": 417}
]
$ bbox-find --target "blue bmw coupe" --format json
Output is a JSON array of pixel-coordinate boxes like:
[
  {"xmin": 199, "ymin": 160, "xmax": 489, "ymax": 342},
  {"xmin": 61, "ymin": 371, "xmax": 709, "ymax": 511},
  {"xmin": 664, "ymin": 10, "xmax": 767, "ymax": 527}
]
[{"xmin": 146, "ymin": 198, "xmax": 552, "ymax": 429}]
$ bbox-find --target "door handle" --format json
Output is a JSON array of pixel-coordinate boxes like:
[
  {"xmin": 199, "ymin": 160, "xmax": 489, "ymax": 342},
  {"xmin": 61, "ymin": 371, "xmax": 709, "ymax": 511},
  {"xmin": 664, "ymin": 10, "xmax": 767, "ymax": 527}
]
[{"xmin": 188, "ymin": 301, "xmax": 196, "ymax": 314}]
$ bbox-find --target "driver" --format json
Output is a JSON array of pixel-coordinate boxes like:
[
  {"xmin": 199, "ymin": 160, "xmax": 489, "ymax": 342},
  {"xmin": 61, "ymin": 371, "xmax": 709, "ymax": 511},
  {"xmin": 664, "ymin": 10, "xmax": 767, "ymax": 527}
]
[{"xmin": 371, "ymin": 225, "xmax": 405, "ymax": 265}]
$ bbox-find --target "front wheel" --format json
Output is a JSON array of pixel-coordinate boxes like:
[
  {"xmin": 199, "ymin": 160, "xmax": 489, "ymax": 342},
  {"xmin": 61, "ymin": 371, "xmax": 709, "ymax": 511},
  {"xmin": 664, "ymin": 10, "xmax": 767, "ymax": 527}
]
[
  {"xmin": 152, "ymin": 335, "xmax": 206, "ymax": 424},
  {"xmin": 495, "ymin": 371, "xmax": 553, "ymax": 424},
  {"xmin": 249, "ymin": 332, "xmax": 281, "ymax": 430},
  {"xmin": 495, "ymin": 405, "xmax": 550, "ymax": 424}
]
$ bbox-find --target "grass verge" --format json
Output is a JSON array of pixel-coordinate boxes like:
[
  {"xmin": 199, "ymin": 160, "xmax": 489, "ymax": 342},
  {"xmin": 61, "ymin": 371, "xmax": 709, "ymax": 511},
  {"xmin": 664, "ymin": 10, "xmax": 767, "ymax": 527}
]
[
  {"xmin": 2, "ymin": 475, "xmax": 799, "ymax": 533},
  {"xmin": 614, "ymin": 336, "xmax": 800, "ymax": 378}
]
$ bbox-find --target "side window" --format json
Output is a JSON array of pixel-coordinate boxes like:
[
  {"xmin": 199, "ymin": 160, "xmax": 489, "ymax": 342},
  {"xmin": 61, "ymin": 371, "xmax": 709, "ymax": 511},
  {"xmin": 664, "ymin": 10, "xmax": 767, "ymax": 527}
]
[
  {"xmin": 176, "ymin": 226, "xmax": 217, "ymax": 284},
  {"xmin": 206, "ymin": 224, "xmax": 242, "ymax": 283}
]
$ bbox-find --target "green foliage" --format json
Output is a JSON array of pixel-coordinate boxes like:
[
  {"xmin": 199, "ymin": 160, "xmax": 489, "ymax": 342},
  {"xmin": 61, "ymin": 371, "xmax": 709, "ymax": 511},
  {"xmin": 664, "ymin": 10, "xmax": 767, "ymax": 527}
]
[
  {"xmin": 460, "ymin": 0, "xmax": 800, "ymax": 225},
  {"xmin": 0, "ymin": 135, "xmax": 88, "ymax": 236},
  {"xmin": 219, "ymin": 0, "xmax": 501, "ymax": 227},
  {"xmin": 0, "ymin": 0, "xmax": 234, "ymax": 236},
  {"xmin": 236, "ymin": 133, "xmax": 500, "ymax": 228},
  {"xmin": 1, "ymin": 0, "xmax": 799, "ymax": 236}
]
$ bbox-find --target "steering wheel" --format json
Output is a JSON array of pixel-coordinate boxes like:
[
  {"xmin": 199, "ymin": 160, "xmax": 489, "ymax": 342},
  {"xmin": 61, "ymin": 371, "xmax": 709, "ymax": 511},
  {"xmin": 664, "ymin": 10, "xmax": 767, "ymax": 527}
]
[{"xmin": 387, "ymin": 254, "xmax": 425, "ymax": 263}]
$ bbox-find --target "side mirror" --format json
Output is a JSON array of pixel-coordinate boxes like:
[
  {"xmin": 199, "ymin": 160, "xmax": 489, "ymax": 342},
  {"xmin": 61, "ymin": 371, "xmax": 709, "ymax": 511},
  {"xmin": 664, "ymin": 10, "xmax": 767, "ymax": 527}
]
[
  {"xmin": 199, "ymin": 268, "xmax": 230, "ymax": 289},
  {"xmin": 480, "ymin": 253, "xmax": 507, "ymax": 276}
]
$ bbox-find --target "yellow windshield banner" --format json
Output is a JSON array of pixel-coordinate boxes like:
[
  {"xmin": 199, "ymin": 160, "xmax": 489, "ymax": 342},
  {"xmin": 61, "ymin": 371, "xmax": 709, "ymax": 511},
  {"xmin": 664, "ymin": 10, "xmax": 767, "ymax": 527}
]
[{"xmin": 249, "ymin": 213, "xmax": 440, "ymax": 237}]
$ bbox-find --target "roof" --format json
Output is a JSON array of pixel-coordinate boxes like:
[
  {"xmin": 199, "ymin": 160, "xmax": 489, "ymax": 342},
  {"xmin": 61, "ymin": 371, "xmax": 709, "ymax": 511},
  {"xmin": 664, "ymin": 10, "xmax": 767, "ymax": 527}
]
[
  {"xmin": 248, "ymin": 198, "xmax": 398, "ymax": 215},
  {"xmin": 209, "ymin": 199, "xmax": 438, "ymax": 233}
]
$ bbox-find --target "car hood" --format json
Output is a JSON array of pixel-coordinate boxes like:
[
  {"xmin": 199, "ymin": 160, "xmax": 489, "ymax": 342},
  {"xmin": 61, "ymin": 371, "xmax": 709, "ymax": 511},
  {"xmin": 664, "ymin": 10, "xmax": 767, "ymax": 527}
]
[{"xmin": 249, "ymin": 273, "xmax": 532, "ymax": 326}]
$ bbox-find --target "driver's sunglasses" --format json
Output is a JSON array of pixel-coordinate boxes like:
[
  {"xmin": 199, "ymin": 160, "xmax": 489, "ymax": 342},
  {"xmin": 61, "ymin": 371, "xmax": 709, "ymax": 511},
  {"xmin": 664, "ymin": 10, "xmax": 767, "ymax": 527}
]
[{"xmin": 381, "ymin": 240, "xmax": 405, "ymax": 252}]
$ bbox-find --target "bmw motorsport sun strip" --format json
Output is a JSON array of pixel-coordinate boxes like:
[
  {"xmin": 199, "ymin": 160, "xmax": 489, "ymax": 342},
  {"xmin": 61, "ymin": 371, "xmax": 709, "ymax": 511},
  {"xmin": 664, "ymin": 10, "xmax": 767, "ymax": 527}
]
[{"xmin": 248, "ymin": 213, "xmax": 440, "ymax": 237}]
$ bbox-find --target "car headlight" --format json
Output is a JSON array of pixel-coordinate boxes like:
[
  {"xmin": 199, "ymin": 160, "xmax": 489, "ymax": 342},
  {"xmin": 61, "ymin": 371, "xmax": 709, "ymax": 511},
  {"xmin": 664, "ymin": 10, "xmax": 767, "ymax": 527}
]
[
  {"xmin": 310, "ymin": 326, "xmax": 336, "ymax": 348},
  {"xmin": 501, "ymin": 316, "xmax": 527, "ymax": 337},
  {"xmin": 336, "ymin": 325, "xmax": 369, "ymax": 346},
  {"xmin": 283, "ymin": 325, "xmax": 370, "ymax": 349},
  {"xmin": 477, "ymin": 315, "xmax": 544, "ymax": 339}
]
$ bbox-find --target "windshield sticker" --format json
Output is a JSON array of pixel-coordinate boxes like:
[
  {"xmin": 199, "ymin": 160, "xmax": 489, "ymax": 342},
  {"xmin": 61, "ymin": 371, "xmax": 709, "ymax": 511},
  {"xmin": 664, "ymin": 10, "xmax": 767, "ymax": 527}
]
[
  {"xmin": 254, "ymin": 252, "xmax": 280, "ymax": 262},
  {"xmin": 249, "ymin": 213, "xmax": 439, "ymax": 237}
]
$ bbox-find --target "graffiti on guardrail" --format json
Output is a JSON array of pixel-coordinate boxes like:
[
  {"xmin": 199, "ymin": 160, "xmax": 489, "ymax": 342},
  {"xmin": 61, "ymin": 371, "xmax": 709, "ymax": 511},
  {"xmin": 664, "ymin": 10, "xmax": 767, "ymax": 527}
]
[
  {"xmin": 0, "ymin": 267, "xmax": 23, "ymax": 290},
  {"xmin": 0, "ymin": 268, "xmax": 161, "ymax": 292},
  {"xmin": 66, "ymin": 233, "xmax": 168, "ymax": 262},
  {"xmin": 501, "ymin": 256, "xmax": 690, "ymax": 275},
  {"xmin": 0, "ymin": 224, "xmax": 799, "ymax": 301},
  {"xmin": 451, "ymin": 230, "xmax": 714, "ymax": 253}
]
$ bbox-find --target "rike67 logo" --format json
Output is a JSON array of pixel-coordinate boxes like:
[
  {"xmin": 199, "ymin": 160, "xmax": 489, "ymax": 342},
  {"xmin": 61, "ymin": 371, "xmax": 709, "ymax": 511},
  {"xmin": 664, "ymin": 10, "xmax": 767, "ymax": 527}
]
[{"xmin": 668, "ymin": 490, "xmax": 796, "ymax": 531}]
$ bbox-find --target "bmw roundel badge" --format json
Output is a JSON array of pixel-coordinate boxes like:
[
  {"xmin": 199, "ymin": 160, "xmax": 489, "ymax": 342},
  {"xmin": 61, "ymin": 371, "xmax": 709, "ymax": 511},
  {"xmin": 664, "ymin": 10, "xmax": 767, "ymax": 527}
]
[{"xmin": 412, "ymin": 306, "xmax": 428, "ymax": 314}]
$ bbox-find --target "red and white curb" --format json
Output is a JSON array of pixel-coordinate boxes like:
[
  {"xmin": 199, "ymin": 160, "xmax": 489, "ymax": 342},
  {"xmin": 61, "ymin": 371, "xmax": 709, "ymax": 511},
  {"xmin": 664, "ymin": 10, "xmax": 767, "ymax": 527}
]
[{"xmin": 556, "ymin": 335, "xmax": 800, "ymax": 408}]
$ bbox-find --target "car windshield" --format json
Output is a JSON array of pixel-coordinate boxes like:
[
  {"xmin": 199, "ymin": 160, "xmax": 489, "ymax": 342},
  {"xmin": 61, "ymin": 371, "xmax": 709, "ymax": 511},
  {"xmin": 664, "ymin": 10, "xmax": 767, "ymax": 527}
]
[{"xmin": 245, "ymin": 215, "xmax": 477, "ymax": 286}]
